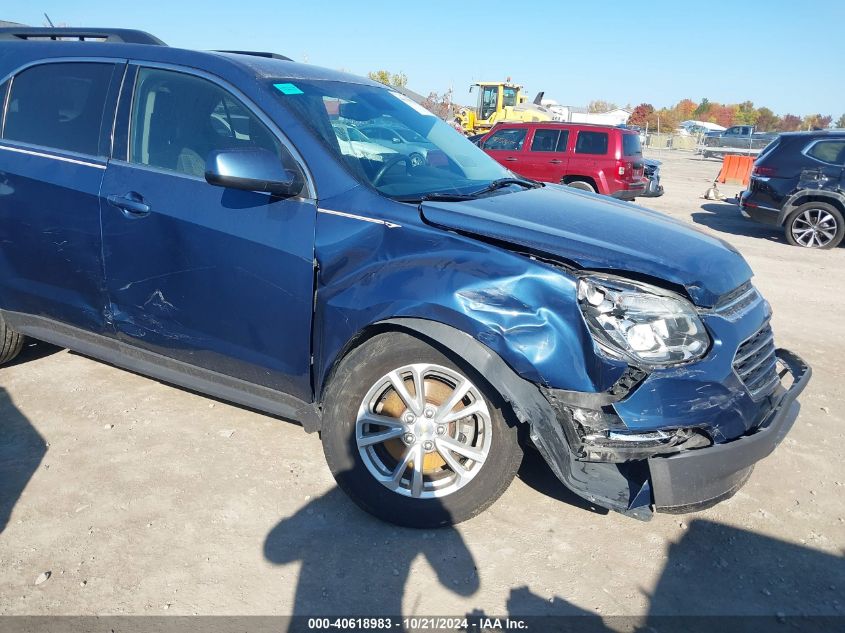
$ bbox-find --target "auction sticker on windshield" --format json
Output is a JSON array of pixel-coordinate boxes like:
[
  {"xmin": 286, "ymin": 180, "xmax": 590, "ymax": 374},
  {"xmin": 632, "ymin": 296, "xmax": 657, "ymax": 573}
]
[{"xmin": 274, "ymin": 82, "xmax": 304, "ymax": 95}]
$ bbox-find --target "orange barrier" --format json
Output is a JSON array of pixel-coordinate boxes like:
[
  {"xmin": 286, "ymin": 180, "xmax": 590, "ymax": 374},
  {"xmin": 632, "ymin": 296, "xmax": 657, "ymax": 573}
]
[{"xmin": 716, "ymin": 154, "xmax": 754, "ymax": 186}]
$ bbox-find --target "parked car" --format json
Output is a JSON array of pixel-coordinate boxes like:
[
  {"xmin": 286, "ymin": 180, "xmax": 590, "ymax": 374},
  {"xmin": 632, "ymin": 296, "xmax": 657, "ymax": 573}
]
[
  {"xmin": 478, "ymin": 122, "xmax": 647, "ymax": 200},
  {"xmin": 642, "ymin": 158, "xmax": 664, "ymax": 197},
  {"xmin": 702, "ymin": 125, "xmax": 778, "ymax": 158},
  {"xmin": 330, "ymin": 122, "xmax": 397, "ymax": 162},
  {"xmin": 740, "ymin": 130, "xmax": 845, "ymax": 249},
  {"xmin": 359, "ymin": 123, "xmax": 436, "ymax": 167},
  {"xmin": 0, "ymin": 27, "xmax": 810, "ymax": 528}
]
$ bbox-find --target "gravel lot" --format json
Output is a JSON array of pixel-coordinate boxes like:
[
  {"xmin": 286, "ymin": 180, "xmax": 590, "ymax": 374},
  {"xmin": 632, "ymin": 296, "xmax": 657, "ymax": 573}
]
[{"xmin": 1, "ymin": 150, "xmax": 843, "ymax": 622}]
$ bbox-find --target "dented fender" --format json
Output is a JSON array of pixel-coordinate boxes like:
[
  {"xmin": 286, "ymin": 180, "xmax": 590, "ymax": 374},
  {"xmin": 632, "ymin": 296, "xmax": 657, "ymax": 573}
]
[{"xmin": 311, "ymin": 192, "xmax": 628, "ymax": 401}]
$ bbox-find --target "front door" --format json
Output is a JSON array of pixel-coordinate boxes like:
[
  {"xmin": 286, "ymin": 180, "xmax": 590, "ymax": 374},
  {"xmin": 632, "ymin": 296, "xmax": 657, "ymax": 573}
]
[
  {"xmin": 100, "ymin": 66, "xmax": 316, "ymax": 400},
  {"xmin": 480, "ymin": 127, "xmax": 528, "ymax": 175}
]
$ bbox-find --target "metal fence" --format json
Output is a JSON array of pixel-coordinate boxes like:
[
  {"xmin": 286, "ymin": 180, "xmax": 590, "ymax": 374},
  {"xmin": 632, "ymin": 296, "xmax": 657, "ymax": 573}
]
[{"xmin": 643, "ymin": 133, "xmax": 703, "ymax": 151}]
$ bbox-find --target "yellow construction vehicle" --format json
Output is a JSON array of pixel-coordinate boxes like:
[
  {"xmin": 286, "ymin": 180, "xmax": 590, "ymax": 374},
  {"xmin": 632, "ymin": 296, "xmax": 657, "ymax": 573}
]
[{"xmin": 454, "ymin": 79, "xmax": 560, "ymax": 135}]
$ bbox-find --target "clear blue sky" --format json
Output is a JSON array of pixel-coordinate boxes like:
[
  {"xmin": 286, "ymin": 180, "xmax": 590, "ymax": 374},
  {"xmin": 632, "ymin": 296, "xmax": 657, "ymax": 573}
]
[{"xmin": 4, "ymin": 1, "xmax": 843, "ymax": 116}]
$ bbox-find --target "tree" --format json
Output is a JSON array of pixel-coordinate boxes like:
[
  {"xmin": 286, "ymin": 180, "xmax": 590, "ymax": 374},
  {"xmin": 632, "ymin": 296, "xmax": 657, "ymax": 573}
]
[
  {"xmin": 836, "ymin": 113, "xmax": 845, "ymax": 128},
  {"xmin": 627, "ymin": 103, "xmax": 654, "ymax": 128},
  {"xmin": 421, "ymin": 91, "xmax": 454, "ymax": 120},
  {"xmin": 675, "ymin": 99, "xmax": 697, "ymax": 120},
  {"xmin": 755, "ymin": 107, "xmax": 780, "ymax": 132},
  {"xmin": 648, "ymin": 108, "xmax": 679, "ymax": 133},
  {"xmin": 693, "ymin": 98, "xmax": 711, "ymax": 119},
  {"xmin": 708, "ymin": 104, "xmax": 737, "ymax": 128},
  {"xmin": 367, "ymin": 70, "xmax": 408, "ymax": 89},
  {"xmin": 778, "ymin": 114, "xmax": 802, "ymax": 132},
  {"xmin": 587, "ymin": 100, "xmax": 618, "ymax": 113},
  {"xmin": 734, "ymin": 101, "xmax": 758, "ymax": 126},
  {"xmin": 802, "ymin": 114, "xmax": 832, "ymax": 130}
]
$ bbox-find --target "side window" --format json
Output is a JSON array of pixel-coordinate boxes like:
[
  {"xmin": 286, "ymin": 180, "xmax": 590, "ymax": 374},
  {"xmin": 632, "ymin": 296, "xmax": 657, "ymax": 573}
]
[
  {"xmin": 482, "ymin": 128, "xmax": 527, "ymax": 151},
  {"xmin": 479, "ymin": 86, "xmax": 498, "ymax": 121},
  {"xmin": 130, "ymin": 67, "xmax": 283, "ymax": 178},
  {"xmin": 574, "ymin": 131, "xmax": 609, "ymax": 155},
  {"xmin": 530, "ymin": 129, "xmax": 560, "ymax": 152},
  {"xmin": 502, "ymin": 87, "xmax": 517, "ymax": 108},
  {"xmin": 806, "ymin": 140, "xmax": 845, "ymax": 165},
  {"xmin": 3, "ymin": 62, "xmax": 115, "ymax": 155},
  {"xmin": 555, "ymin": 130, "xmax": 570, "ymax": 152}
]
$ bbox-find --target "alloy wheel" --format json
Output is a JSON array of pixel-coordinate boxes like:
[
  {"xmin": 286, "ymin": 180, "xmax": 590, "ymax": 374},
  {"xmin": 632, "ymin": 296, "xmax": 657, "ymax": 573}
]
[
  {"xmin": 355, "ymin": 363, "xmax": 492, "ymax": 499},
  {"xmin": 790, "ymin": 208, "xmax": 838, "ymax": 248}
]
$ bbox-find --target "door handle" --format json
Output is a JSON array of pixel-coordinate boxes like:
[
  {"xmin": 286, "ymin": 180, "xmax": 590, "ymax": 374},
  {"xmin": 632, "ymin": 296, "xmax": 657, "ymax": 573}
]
[
  {"xmin": 549, "ymin": 159, "xmax": 563, "ymax": 164},
  {"xmin": 504, "ymin": 157, "xmax": 518, "ymax": 162},
  {"xmin": 107, "ymin": 193, "xmax": 151, "ymax": 218}
]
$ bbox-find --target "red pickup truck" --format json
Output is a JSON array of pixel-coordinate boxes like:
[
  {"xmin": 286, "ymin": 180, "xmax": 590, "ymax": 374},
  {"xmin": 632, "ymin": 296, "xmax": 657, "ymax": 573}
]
[{"xmin": 478, "ymin": 122, "xmax": 647, "ymax": 200}]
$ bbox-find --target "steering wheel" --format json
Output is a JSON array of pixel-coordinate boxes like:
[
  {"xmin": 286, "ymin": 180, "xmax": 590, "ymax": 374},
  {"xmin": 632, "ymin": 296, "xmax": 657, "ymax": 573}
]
[{"xmin": 372, "ymin": 154, "xmax": 411, "ymax": 186}]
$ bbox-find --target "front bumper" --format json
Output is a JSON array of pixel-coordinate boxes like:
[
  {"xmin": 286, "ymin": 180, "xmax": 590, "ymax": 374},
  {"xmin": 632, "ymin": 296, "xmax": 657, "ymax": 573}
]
[
  {"xmin": 535, "ymin": 348, "xmax": 810, "ymax": 519},
  {"xmin": 649, "ymin": 348, "xmax": 809, "ymax": 512}
]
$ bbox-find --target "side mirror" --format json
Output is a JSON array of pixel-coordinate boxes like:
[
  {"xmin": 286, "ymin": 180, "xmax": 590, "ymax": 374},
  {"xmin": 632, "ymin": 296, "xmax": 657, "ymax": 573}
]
[
  {"xmin": 392, "ymin": 137, "xmax": 402, "ymax": 144},
  {"xmin": 205, "ymin": 148, "xmax": 304, "ymax": 197}
]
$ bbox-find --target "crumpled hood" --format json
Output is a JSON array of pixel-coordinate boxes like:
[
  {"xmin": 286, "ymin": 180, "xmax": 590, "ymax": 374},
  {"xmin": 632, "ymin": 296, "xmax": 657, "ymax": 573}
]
[{"xmin": 420, "ymin": 185, "xmax": 752, "ymax": 307}]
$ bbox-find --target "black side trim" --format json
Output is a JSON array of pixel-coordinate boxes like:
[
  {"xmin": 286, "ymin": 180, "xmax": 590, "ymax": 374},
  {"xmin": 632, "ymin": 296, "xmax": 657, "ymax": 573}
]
[{"xmin": 1, "ymin": 311, "xmax": 321, "ymax": 432}]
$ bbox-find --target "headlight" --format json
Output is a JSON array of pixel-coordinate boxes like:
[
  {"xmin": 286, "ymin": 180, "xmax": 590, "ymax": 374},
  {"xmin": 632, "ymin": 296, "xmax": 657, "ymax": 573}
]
[{"xmin": 577, "ymin": 275, "xmax": 710, "ymax": 366}]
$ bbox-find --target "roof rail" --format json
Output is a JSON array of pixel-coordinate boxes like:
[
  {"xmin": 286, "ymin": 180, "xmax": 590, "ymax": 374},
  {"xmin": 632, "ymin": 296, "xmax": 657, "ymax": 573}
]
[
  {"xmin": 216, "ymin": 50, "xmax": 292, "ymax": 61},
  {"xmin": 0, "ymin": 27, "xmax": 165, "ymax": 45}
]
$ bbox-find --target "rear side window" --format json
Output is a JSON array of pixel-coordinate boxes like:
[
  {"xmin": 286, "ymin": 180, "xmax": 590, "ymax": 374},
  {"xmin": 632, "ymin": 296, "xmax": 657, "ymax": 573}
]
[
  {"xmin": 806, "ymin": 140, "xmax": 845, "ymax": 165},
  {"xmin": 574, "ymin": 131, "xmax": 609, "ymax": 155},
  {"xmin": 757, "ymin": 138, "xmax": 780, "ymax": 161},
  {"xmin": 622, "ymin": 134, "xmax": 642, "ymax": 156},
  {"xmin": 530, "ymin": 129, "xmax": 559, "ymax": 152},
  {"xmin": 556, "ymin": 130, "xmax": 570, "ymax": 152},
  {"xmin": 3, "ymin": 62, "xmax": 115, "ymax": 156},
  {"xmin": 483, "ymin": 128, "xmax": 527, "ymax": 151},
  {"xmin": 130, "ymin": 67, "xmax": 282, "ymax": 178}
]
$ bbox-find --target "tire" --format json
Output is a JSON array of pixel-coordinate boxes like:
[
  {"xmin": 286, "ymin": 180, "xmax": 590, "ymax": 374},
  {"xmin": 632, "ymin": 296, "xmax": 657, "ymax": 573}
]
[
  {"xmin": 409, "ymin": 152, "xmax": 425, "ymax": 168},
  {"xmin": 321, "ymin": 331, "xmax": 522, "ymax": 528},
  {"xmin": 0, "ymin": 313, "xmax": 24, "ymax": 365},
  {"xmin": 565, "ymin": 180, "xmax": 596, "ymax": 193},
  {"xmin": 784, "ymin": 202, "xmax": 845, "ymax": 250}
]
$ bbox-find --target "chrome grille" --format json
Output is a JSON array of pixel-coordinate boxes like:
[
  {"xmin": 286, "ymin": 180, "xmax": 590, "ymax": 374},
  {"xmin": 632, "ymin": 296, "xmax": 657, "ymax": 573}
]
[
  {"xmin": 733, "ymin": 322, "xmax": 779, "ymax": 399},
  {"xmin": 712, "ymin": 282, "xmax": 762, "ymax": 321}
]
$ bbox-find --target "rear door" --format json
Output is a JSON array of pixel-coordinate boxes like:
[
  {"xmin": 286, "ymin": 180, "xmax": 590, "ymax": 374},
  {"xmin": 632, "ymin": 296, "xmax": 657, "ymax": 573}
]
[
  {"xmin": 572, "ymin": 129, "xmax": 610, "ymax": 193},
  {"xmin": 0, "ymin": 60, "xmax": 122, "ymax": 332},
  {"xmin": 521, "ymin": 127, "xmax": 570, "ymax": 183},
  {"xmin": 480, "ymin": 126, "xmax": 528, "ymax": 174},
  {"xmin": 100, "ymin": 65, "xmax": 317, "ymax": 400}
]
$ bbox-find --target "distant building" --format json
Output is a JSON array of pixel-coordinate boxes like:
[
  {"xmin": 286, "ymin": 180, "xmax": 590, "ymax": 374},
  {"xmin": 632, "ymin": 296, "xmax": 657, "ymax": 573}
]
[
  {"xmin": 680, "ymin": 119, "xmax": 726, "ymax": 132},
  {"xmin": 541, "ymin": 101, "xmax": 632, "ymax": 126}
]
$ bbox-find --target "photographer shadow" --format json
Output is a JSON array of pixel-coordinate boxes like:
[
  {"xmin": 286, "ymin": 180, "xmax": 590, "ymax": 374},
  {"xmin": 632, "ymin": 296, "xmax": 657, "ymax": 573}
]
[
  {"xmin": 264, "ymin": 484, "xmax": 478, "ymax": 631},
  {"xmin": 0, "ymin": 386, "xmax": 47, "ymax": 534}
]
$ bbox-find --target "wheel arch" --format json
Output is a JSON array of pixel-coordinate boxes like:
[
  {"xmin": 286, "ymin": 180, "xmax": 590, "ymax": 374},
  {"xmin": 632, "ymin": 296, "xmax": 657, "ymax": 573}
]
[
  {"xmin": 779, "ymin": 190, "xmax": 845, "ymax": 225},
  {"xmin": 562, "ymin": 175, "xmax": 600, "ymax": 193},
  {"xmin": 316, "ymin": 317, "xmax": 552, "ymax": 429}
]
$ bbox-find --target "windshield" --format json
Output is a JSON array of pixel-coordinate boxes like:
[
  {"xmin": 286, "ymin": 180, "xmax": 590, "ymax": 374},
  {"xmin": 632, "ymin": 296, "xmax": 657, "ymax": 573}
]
[{"xmin": 269, "ymin": 79, "xmax": 510, "ymax": 200}]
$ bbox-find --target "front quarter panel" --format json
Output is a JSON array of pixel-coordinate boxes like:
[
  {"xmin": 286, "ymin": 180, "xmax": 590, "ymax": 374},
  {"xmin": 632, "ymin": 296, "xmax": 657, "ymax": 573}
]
[{"xmin": 312, "ymin": 191, "xmax": 625, "ymax": 397}]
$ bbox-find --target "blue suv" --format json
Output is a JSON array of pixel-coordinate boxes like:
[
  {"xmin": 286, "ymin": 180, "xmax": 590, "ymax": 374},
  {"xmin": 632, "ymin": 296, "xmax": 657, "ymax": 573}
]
[{"xmin": 0, "ymin": 28, "xmax": 810, "ymax": 527}]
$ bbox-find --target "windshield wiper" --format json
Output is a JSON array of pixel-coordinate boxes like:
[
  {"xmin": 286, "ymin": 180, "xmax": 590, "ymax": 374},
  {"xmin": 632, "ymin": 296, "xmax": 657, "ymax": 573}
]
[
  {"xmin": 396, "ymin": 178, "xmax": 542, "ymax": 204},
  {"xmin": 396, "ymin": 192, "xmax": 478, "ymax": 203},
  {"xmin": 468, "ymin": 177, "xmax": 543, "ymax": 197}
]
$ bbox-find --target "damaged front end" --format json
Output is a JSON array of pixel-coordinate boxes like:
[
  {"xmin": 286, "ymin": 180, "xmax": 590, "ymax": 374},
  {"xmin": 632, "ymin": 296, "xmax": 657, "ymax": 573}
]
[{"xmin": 527, "ymin": 278, "xmax": 812, "ymax": 521}]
